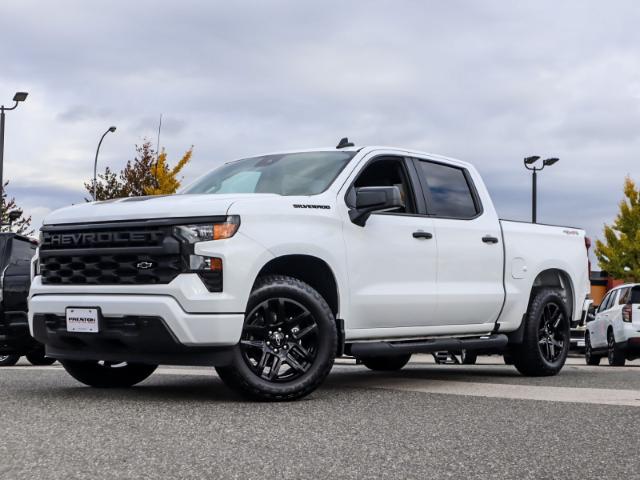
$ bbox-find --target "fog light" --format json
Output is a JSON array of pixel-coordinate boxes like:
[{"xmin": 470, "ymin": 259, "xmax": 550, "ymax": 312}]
[
  {"xmin": 190, "ymin": 255, "xmax": 222, "ymax": 271},
  {"xmin": 189, "ymin": 255, "xmax": 223, "ymax": 292}
]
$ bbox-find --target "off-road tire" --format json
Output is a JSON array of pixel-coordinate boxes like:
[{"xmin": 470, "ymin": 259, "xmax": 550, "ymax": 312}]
[
  {"xmin": 360, "ymin": 354, "xmax": 411, "ymax": 371},
  {"xmin": 584, "ymin": 333, "xmax": 601, "ymax": 366},
  {"xmin": 607, "ymin": 331, "xmax": 626, "ymax": 366},
  {"xmin": 512, "ymin": 288, "xmax": 570, "ymax": 377},
  {"xmin": 61, "ymin": 360, "xmax": 157, "ymax": 387},
  {"xmin": 0, "ymin": 355, "xmax": 20, "ymax": 367},
  {"xmin": 216, "ymin": 275, "xmax": 337, "ymax": 401}
]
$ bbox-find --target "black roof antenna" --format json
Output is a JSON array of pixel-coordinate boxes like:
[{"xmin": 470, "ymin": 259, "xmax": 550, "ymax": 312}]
[{"xmin": 336, "ymin": 137, "xmax": 355, "ymax": 149}]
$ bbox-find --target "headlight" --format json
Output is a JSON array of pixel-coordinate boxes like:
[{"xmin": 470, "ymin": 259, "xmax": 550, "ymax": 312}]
[{"xmin": 173, "ymin": 215, "xmax": 240, "ymax": 243}]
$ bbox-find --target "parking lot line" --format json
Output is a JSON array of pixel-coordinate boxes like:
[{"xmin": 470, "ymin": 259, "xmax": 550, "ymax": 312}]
[{"xmin": 359, "ymin": 378, "xmax": 640, "ymax": 407}]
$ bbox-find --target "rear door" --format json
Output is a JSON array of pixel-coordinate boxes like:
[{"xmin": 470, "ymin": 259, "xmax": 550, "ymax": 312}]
[
  {"xmin": 411, "ymin": 157, "xmax": 504, "ymax": 326},
  {"xmin": 592, "ymin": 290, "xmax": 617, "ymax": 348}
]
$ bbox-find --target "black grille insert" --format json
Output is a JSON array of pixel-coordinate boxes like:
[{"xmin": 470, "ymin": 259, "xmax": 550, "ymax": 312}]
[{"xmin": 40, "ymin": 253, "xmax": 182, "ymax": 285}]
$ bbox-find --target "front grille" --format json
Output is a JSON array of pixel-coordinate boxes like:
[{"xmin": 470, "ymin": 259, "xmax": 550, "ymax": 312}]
[
  {"xmin": 39, "ymin": 221, "xmax": 185, "ymax": 286},
  {"xmin": 40, "ymin": 253, "xmax": 182, "ymax": 285}
]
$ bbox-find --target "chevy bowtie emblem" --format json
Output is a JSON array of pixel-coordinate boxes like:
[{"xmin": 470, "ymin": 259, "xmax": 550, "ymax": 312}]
[{"xmin": 136, "ymin": 261, "xmax": 154, "ymax": 270}]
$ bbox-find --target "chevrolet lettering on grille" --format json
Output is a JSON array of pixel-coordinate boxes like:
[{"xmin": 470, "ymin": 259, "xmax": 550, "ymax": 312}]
[{"xmin": 43, "ymin": 231, "xmax": 163, "ymax": 248}]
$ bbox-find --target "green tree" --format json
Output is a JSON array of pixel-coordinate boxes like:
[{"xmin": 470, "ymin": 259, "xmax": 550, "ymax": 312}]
[
  {"xmin": 0, "ymin": 180, "xmax": 33, "ymax": 235},
  {"xmin": 85, "ymin": 140, "xmax": 193, "ymax": 201},
  {"xmin": 595, "ymin": 177, "xmax": 640, "ymax": 282}
]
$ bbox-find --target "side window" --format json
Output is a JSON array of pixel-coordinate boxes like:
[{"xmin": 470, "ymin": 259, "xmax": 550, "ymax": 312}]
[
  {"xmin": 352, "ymin": 157, "xmax": 417, "ymax": 214},
  {"xmin": 631, "ymin": 287, "xmax": 640, "ymax": 304},
  {"xmin": 598, "ymin": 292, "xmax": 612, "ymax": 313},
  {"xmin": 618, "ymin": 288, "xmax": 630, "ymax": 305},
  {"xmin": 603, "ymin": 291, "xmax": 617, "ymax": 312},
  {"xmin": 415, "ymin": 160, "xmax": 479, "ymax": 219}
]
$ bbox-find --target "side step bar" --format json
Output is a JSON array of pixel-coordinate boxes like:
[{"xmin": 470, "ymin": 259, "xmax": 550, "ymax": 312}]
[{"xmin": 348, "ymin": 334, "xmax": 508, "ymax": 358}]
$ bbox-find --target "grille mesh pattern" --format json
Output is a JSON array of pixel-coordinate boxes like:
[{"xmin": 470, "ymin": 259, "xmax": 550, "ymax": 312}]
[{"xmin": 40, "ymin": 253, "xmax": 182, "ymax": 285}]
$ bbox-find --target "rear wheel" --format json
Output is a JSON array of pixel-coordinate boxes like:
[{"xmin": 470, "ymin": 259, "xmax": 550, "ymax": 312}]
[
  {"xmin": 607, "ymin": 331, "xmax": 626, "ymax": 366},
  {"xmin": 360, "ymin": 354, "xmax": 411, "ymax": 371},
  {"xmin": 26, "ymin": 347, "xmax": 56, "ymax": 366},
  {"xmin": 584, "ymin": 333, "xmax": 601, "ymax": 366},
  {"xmin": 61, "ymin": 360, "xmax": 157, "ymax": 387},
  {"xmin": 512, "ymin": 288, "xmax": 570, "ymax": 376},
  {"xmin": 0, "ymin": 355, "xmax": 20, "ymax": 367},
  {"xmin": 216, "ymin": 275, "xmax": 337, "ymax": 401}
]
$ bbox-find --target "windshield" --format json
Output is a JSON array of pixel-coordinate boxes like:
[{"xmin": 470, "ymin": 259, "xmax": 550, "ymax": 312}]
[{"xmin": 182, "ymin": 151, "xmax": 355, "ymax": 196}]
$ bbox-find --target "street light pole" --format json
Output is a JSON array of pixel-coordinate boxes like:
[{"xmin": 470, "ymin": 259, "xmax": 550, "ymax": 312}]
[
  {"xmin": 93, "ymin": 126, "xmax": 117, "ymax": 201},
  {"xmin": 0, "ymin": 92, "xmax": 28, "ymax": 227},
  {"xmin": 523, "ymin": 156, "xmax": 559, "ymax": 224}
]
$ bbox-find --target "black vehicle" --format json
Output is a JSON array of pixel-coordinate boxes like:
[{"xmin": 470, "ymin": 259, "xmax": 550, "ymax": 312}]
[{"xmin": 0, "ymin": 233, "xmax": 54, "ymax": 366}]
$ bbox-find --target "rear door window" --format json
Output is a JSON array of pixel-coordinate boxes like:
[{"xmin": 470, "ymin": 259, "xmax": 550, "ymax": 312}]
[
  {"xmin": 414, "ymin": 160, "xmax": 480, "ymax": 219},
  {"xmin": 618, "ymin": 287, "xmax": 631, "ymax": 305}
]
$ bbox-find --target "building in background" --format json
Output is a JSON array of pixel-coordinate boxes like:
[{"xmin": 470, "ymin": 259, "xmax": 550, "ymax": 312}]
[{"xmin": 590, "ymin": 271, "xmax": 624, "ymax": 306}]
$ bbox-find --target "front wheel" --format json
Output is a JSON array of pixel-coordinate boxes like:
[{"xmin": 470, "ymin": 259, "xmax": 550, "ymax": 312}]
[
  {"xmin": 61, "ymin": 360, "xmax": 157, "ymax": 387},
  {"xmin": 584, "ymin": 334, "xmax": 601, "ymax": 366},
  {"xmin": 0, "ymin": 355, "xmax": 20, "ymax": 367},
  {"xmin": 360, "ymin": 354, "xmax": 411, "ymax": 371},
  {"xmin": 512, "ymin": 288, "xmax": 570, "ymax": 376},
  {"xmin": 216, "ymin": 275, "xmax": 337, "ymax": 401}
]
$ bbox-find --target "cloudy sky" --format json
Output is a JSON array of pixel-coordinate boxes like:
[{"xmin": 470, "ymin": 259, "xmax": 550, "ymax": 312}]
[{"xmin": 1, "ymin": 1, "xmax": 639, "ymax": 265}]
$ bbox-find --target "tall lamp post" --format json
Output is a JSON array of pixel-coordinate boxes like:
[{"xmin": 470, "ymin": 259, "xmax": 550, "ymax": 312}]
[
  {"xmin": 523, "ymin": 155, "xmax": 559, "ymax": 223},
  {"xmin": 93, "ymin": 126, "xmax": 117, "ymax": 200},
  {"xmin": 0, "ymin": 92, "xmax": 28, "ymax": 225}
]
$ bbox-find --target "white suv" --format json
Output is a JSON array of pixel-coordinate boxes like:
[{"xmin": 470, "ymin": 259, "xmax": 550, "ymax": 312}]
[{"xmin": 585, "ymin": 283, "xmax": 640, "ymax": 366}]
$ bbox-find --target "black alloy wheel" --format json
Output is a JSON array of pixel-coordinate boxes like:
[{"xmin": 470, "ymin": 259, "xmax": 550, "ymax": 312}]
[
  {"xmin": 512, "ymin": 288, "xmax": 570, "ymax": 376},
  {"xmin": 584, "ymin": 333, "xmax": 600, "ymax": 366},
  {"xmin": 215, "ymin": 275, "xmax": 337, "ymax": 401},
  {"xmin": 607, "ymin": 331, "xmax": 626, "ymax": 366},
  {"xmin": 240, "ymin": 297, "xmax": 319, "ymax": 382},
  {"xmin": 537, "ymin": 302, "xmax": 568, "ymax": 363}
]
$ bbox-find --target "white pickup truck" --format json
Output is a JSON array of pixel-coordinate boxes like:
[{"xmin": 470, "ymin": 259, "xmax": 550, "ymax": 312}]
[{"xmin": 29, "ymin": 142, "xmax": 591, "ymax": 400}]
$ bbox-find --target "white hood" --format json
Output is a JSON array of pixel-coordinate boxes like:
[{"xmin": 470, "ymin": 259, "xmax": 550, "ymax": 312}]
[{"xmin": 43, "ymin": 193, "xmax": 279, "ymax": 225}]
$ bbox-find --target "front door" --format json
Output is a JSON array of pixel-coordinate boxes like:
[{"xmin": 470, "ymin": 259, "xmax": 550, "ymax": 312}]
[{"xmin": 341, "ymin": 155, "xmax": 438, "ymax": 330}]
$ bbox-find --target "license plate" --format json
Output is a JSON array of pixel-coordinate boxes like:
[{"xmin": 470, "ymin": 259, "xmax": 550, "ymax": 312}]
[{"xmin": 66, "ymin": 308, "xmax": 99, "ymax": 333}]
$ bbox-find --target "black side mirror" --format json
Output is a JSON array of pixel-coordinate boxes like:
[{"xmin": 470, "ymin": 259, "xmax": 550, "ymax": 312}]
[
  {"xmin": 586, "ymin": 304, "xmax": 597, "ymax": 322},
  {"xmin": 347, "ymin": 186, "xmax": 404, "ymax": 227}
]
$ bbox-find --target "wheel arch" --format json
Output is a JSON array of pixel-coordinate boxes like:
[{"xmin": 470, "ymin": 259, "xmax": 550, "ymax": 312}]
[
  {"xmin": 530, "ymin": 268, "xmax": 575, "ymax": 319},
  {"xmin": 251, "ymin": 254, "xmax": 340, "ymax": 318}
]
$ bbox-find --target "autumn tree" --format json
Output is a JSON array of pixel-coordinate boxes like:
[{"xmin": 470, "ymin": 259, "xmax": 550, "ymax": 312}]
[
  {"xmin": 0, "ymin": 180, "xmax": 33, "ymax": 235},
  {"xmin": 85, "ymin": 140, "xmax": 193, "ymax": 201},
  {"xmin": 595, "ymin": 177, "xmax": 640, "ymax": 282}
]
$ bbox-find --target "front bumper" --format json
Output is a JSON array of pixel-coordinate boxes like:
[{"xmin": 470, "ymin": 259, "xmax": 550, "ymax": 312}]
[
  {"xmin": 570, "ymin": 327, "xmax": 585, "ymax": 349},
  {"xmin": 28, "ymin": 290, "xmax": 245, "ymax": 366},
  {"xmin": 29, "ymin": 293, "xmax": 244, "ymax": 347}
]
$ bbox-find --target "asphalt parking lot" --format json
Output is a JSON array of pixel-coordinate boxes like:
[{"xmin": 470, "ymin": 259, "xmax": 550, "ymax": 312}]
[{"xmin": 1, "ymin": 355, "xmax": 639, "ymax": 480}]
